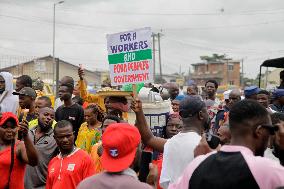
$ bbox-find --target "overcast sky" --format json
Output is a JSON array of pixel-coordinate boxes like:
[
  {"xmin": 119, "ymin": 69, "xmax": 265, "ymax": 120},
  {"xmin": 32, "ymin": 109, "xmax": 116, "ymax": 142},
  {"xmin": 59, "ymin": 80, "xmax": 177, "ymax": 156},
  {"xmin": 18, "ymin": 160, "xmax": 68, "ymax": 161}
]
[{"xmin": 1, "ymin": 0, "xmax": 284, "ymax": 78}]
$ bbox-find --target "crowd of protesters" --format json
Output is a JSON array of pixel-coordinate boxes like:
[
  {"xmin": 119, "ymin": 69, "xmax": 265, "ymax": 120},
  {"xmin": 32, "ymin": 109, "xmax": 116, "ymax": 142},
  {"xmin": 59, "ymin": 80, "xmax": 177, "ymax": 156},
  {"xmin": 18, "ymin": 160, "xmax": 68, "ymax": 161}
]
[{"xmin": 0, "ymin": 68, "xmax": 284, "ymax": 189}]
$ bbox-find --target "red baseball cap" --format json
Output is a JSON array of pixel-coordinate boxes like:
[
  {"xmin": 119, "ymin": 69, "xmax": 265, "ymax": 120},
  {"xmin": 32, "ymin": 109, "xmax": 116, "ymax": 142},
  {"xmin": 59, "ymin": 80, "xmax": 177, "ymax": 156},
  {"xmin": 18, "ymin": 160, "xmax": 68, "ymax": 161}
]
[
  {"xmin": 0, "ymin": 112, "xmax": 19, "ymax": 127},
  {"xmin": 101, "ymin": 123, "xmax": 141, "ymax": 172}
]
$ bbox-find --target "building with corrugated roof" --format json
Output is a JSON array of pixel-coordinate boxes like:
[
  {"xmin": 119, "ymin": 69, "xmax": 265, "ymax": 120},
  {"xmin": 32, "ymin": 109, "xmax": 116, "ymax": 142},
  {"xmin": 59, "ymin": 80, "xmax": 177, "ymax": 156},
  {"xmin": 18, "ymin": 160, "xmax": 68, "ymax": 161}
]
[{"xmin": 0, "ymin": 55, "xmax": 106, "ymax": 86}]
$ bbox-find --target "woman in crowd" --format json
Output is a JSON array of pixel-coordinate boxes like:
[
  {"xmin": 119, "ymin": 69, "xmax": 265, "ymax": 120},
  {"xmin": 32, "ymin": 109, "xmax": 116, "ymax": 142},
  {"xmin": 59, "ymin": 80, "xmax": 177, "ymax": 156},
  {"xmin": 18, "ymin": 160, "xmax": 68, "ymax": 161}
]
[
  {"xmin": 153, "ymin": 113, "xmax": 183, "ymax": 189},
  {"xmin": 0, "ymin": 112, "xmax": 38, "ymax": 189},
  {"xmin": 164, "ymin": 114, "xmax": 183, "ymax": 139},
  {"xmin": 90, "ymin": 115, "xmax": 121, "ymax": 174},
  {"xmin": 75, "ymin": 104, "xmax": 105, "ymax": 153}
]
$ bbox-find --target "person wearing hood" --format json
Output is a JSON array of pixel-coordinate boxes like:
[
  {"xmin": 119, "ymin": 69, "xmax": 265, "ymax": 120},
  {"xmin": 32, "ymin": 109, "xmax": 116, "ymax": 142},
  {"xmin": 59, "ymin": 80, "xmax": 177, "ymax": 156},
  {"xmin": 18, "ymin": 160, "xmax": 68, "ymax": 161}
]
[{"xmin": 0, "ymin": 72, "xmax": 19, "ymax": 114}]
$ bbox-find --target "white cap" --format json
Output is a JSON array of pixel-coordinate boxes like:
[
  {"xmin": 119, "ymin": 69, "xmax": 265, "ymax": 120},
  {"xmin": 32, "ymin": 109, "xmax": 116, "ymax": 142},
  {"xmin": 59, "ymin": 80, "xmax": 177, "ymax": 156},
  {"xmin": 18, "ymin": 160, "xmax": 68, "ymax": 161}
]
[{"xmin": 223, "ymin": 90, "xmax": 232, "ymax": 100}]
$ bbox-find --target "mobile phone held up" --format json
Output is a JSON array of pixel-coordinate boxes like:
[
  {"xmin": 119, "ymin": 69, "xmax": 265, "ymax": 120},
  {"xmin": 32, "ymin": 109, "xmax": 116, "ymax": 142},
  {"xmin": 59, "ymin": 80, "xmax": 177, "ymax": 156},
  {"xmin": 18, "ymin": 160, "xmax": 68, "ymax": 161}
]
[
  {"xmin": 206, "ymin": 132, "xmax": 220, "ymax": 149},
  {"xmin": 138, "ymin": 151, "xmax": 153, "ymax": 182}
]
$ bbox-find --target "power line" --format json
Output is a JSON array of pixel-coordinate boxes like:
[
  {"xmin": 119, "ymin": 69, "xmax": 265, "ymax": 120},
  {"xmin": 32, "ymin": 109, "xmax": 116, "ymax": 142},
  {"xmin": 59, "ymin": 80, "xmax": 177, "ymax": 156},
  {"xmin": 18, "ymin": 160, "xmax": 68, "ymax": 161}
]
[
  {"xmin": 3, "ymin": 1, "xmax": 284, "ymax": 16},
  {"xmin": 59, "ymin": 41, "xmax": 106, "ymax": 46},
  {"xmin": 53, "ymin": 3, "xmax": 284, "ymax": 16},
  {"xmin": 164, "ymin": 37, "xmax": 246, "ymax": 53},
  {"xmin": 0, "ymin": 37, "xmax": 50, "ymax": 44},
  {"xmin": 68, "ymin": 9, "xmax": 284, "ymax": 16},
  {"xmin": 63, "ymin": 57, "xmax": 106, "ymax": 62},
  {"xmin": 0, "ymin": 48, "xmax": 107, "ymax": 63},
  {"xmin": 0, "ymin": 36, "xmax": 105, "ymax": 45},
  {"xmin": 164, "ymin": 19, "xmax": 284, "ymax": 31},
  {"xmin": 0, "ymin": 14, "xmax": 127, "ymax": 30},
  {"xmin": 2, "ymin": 12, "xmax": 284, "ymax": 32},
  {"xmin": 0, "ymin": 46, "xmax": 43, "ymax": 55},
  {"xmin": 164, "ymin": 37, "xmax": 284, "ymax": 56},
  {"xmin": 163, "ymin": 34, "xmax": 262, "ymax": 53}
]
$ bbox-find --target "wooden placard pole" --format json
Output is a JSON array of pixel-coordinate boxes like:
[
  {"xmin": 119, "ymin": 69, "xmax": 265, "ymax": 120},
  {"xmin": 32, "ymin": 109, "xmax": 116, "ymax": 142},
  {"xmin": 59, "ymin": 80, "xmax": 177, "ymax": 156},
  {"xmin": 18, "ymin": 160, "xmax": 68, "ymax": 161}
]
[{"xmin": 132, "ymin": 84, "xmax": 137, "ymax": 98}]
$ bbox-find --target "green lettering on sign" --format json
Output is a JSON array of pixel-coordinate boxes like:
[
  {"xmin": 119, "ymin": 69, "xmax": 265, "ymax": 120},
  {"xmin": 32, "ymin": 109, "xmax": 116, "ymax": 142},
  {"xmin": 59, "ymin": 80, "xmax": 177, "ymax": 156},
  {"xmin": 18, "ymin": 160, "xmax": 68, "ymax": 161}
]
[{"xmin": 108, "ymin": 49, "xmax": 152, "ymax": 64}]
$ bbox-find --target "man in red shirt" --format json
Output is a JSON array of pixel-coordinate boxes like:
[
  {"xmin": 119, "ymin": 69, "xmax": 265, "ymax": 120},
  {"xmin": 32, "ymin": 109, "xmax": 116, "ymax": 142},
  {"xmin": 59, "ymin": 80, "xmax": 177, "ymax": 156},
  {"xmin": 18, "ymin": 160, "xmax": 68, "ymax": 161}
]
[{"xmin": 46, "ymin": 120, "xmax": 95, "ymax": 189}]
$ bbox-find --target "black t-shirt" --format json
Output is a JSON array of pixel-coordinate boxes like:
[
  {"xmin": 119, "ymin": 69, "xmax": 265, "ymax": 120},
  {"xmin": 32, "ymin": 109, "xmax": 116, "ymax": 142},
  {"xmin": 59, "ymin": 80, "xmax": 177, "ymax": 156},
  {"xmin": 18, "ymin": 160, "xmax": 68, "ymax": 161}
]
[{"xmin": 55, "ymin": 103, "xmax": 84, "ymax": 138}]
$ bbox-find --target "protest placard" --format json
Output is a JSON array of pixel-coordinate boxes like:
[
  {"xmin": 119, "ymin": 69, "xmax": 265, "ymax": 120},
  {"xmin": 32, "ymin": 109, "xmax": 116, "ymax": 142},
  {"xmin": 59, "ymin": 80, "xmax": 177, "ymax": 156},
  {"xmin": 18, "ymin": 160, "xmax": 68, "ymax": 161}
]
[{"xmin": 107, "ymin": 27, "xmax": 153, "ymax": 86}]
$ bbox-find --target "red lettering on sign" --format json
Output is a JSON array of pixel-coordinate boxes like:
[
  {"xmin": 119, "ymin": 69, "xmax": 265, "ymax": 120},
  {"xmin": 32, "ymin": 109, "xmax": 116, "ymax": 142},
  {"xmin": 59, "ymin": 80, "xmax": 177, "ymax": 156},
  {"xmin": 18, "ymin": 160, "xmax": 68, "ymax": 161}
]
[{"xmin": 113, "ymin": 72, "xmax": 149, "ymax": 84}]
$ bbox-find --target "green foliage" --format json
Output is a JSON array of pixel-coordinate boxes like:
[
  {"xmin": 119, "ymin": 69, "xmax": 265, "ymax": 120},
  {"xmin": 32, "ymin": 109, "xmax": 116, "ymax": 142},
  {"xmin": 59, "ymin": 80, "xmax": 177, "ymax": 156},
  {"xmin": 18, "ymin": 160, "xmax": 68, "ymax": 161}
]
[{"xmin": 200, "ymin": 53, "xmax": 228, "ymax": 62}]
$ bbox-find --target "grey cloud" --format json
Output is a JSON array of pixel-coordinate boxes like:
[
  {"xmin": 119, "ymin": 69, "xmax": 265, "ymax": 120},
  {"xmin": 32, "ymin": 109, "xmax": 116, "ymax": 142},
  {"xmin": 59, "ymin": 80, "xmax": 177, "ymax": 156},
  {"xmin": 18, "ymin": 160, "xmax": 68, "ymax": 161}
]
[{"xmin": 0, "ymin": 0, "xmax": 284, "ymax": 78}]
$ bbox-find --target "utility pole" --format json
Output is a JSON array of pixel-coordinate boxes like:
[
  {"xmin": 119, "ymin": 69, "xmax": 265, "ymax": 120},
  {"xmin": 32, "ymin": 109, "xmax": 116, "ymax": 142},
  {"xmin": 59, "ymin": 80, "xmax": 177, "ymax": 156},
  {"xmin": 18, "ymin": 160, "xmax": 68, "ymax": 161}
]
[
  {"xmin": 227, "ymin": 59, "xmax": 229, "ymax": 85},
  {"xmin": 188, "ymin": 66, "xmax": 191, "ymax": 82},
  {"xmin": 157, "ymin": 33, "xmax": 162, "ymax": 78},
  {"xmin": 52, "ymin": 3, "xmax": 55, "ymax": 85},
  {"xmin": 241, "ymin": 59, "xmax": 244, "ymax": 87},
  {"xmin": 53, "ymin": 1, "xmax": 64, "ymax": 97},
  {"xmin": 265, "ymin": 67, "xmax": 268, "ymax": 89},
  {"xmin": 56, "ymin": 58, "xmax": 60, "ymax": 98},
  {"xmin": 152, "ymin": 33, "xmax": 156, "ymax": 82}
]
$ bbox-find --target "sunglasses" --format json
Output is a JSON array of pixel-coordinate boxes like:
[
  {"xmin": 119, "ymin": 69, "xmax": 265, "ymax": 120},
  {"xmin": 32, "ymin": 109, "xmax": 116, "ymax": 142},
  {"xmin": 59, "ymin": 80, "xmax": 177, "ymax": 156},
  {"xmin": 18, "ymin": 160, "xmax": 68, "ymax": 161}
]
[{"xmin": 259, "ymin": 124, "xmax": 279, "ymax": 135}]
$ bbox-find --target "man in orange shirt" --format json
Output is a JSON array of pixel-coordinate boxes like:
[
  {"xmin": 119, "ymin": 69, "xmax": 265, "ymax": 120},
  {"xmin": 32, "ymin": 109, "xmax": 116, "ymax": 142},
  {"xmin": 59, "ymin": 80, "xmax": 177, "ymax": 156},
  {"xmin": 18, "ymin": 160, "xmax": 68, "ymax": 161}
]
[{"xmin": 46, "ymin": 120, "xmax": 95, "ymax": 189}]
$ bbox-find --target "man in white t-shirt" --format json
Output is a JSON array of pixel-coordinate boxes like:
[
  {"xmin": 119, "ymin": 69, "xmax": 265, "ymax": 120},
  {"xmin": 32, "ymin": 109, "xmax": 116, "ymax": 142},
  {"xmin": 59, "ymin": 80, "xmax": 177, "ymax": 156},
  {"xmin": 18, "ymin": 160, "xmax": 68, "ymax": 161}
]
[
  {"xmin": 130, "ymin": 96, "xmax": 211, "ymax": 189},
  {"xmin": 160, "ymin": 96, "xmax": 210, "ymax": 188}
]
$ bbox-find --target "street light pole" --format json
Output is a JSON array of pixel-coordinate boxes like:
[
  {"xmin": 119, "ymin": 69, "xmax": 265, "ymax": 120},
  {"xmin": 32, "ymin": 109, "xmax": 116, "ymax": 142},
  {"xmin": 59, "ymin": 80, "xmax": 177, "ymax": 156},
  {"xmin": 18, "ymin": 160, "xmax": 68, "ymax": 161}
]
[
  {"xmin": 157, "ymin": 33, "xmax": 162, "ymax": 78},
  {"xmin": 241, "ymin": 58, "xmax": 244, "ymax": 87},
  {"xmin": 52, "ymin": 1, "xmax": 64, "ymax": 98},
  {"xmin": 52, "ymin": 3, "xmax": 55, "ymax": 87},
  {"xmin": 152, "ymin": 33, "xmax": 156, "ymax": 82}
]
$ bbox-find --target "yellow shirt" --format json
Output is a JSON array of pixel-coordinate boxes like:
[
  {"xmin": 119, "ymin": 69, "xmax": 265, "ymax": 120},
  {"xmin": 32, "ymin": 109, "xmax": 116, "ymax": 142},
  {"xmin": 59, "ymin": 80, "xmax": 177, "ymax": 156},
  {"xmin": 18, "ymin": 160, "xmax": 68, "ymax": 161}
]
[
  {"xmin": 90, "ymin": 142, "xmax": 104, "ymax": 174},
  {"xmin": 75, "ymin": 122, "xmax": 101, "ymax": 154},
  {"xmin": 17, "ymin": 107, "xmax": 23, "ymax": 118},
  {"xmin": 28, "ymin": 119, "xmax": 57, "ymax": 129},
  {"xmin": 78, "ymin": 80, "xmax": 99, "ymax": 104},
  {"xmin": 35, "ymin": 90, "xmax": 44, "ymax": 97}
]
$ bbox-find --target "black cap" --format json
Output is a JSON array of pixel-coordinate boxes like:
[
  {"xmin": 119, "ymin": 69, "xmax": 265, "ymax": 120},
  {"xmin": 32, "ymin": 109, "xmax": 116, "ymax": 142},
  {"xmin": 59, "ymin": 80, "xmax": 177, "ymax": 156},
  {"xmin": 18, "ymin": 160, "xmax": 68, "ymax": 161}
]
[
  {"xmin": 13, "ymin": 87, "xmax": 37, "ymax": 99},
  {"xmin": 179, "ymin": 96, "xmax": 206, "ymax": 118}
]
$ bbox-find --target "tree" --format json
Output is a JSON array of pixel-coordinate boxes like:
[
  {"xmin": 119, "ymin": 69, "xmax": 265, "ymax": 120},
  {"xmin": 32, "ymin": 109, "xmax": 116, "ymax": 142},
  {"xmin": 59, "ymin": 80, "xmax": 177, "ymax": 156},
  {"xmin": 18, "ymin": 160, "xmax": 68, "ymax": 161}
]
[{"xmin": 200, "ymin": 53, "xmax": 227, "ymax": 62}]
